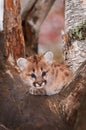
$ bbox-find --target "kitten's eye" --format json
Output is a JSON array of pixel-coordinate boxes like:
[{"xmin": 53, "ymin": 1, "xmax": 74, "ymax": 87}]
[
  {"xmin": 31, "ymin": 73, "xmax": 36, "ymax": 78},
  {"xmin": 42, "ymin": 71, "xmax": 46, "ymax": 77}
]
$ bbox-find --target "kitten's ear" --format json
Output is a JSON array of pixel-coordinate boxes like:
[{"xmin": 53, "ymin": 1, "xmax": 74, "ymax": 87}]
[
  {"xmin": 17, "ymin": 58, "xmax": 28, "ymax": 71},
  {"xmin": 43, "ymin": 51, "xmax": 53, "ymax": 64}
]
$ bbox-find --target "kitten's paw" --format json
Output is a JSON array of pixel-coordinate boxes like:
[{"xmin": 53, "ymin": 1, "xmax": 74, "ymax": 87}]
[
  {"xmin": 29, "ymin": 87, "xmax": 46, "ymax": 95},
  {"xmin": 29, "ymin": 87, "xmax": 36, "ymax": 95}
]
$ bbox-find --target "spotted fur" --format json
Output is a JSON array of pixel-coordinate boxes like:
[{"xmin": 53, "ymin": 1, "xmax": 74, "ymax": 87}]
[{"xmin": 17, "ymin": 51, "xmax": 72, "ymax": 96}]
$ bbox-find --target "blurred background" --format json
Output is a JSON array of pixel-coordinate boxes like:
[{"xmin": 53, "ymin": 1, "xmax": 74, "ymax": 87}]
[{"xmin": 38, "ymin": 0, "xmax": 64, "ymax": 62}]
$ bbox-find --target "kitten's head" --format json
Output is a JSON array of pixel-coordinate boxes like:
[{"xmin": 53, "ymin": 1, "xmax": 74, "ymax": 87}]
[{"xmin": 17, "ymin": 51, "xmax": 53, "ymax": 89}]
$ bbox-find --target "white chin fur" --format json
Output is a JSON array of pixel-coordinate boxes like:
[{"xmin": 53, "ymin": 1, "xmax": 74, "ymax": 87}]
[{"xmin": 35, "ymin": 86, "xmax": 44, "ymax": 89}]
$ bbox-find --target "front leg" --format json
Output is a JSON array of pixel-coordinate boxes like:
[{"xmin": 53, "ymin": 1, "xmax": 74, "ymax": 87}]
[{"xmin": 29, "ymin": 87, "xmax": 46, "ymax": 95}]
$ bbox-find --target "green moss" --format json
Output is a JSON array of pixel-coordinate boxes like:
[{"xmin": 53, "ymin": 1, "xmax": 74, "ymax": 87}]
[{"xmin": 68, "ymin": 20, "xmax": 86, "ymax": 41}]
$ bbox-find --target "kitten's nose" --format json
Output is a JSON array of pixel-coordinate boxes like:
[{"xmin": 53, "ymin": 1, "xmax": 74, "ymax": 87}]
[{"xmin": 33, "ymin": 80, "xmax": 47, "ymax": 88}]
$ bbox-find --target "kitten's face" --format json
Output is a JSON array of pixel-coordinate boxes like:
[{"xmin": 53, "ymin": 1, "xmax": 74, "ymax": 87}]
[
  {"xmin": 21, "ymin": 58, "xmax": 52, "ymax": 88},
  {"xmin": 17, "ymin": 52, "xmax": 53, "ymax": 88}
]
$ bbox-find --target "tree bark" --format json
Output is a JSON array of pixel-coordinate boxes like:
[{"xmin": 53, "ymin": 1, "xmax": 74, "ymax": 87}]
[
  {"xmin": 0, "ymin": 124, "xmax": 9, "ymax": 130},
  {"xmin": 0, "ymin": 58, "xmax": 86, "ymax": 130},
  {"xmin": 4, "ymin": 0, "xmax": 25, "ymax": 63},
  {"xmin": 21, "ymin": 0, "xmax": 37, "ymax": 20},
  {"xmin": 63, "ymin": 0, "xmax": 86, "ymax": 73},
  {"xmin": 22, "ymin": 0, "xmax": 56, "ymax": 56}
]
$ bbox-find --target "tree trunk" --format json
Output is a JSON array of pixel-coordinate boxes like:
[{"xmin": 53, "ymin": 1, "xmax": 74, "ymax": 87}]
[
  {"xmin": 63, "ymin": 0, "xmax": 86, "ymax": 73},
  {"xmin": 0, "ymin": 58, "xmax": 86, "ymax": 130},
  {"xmin": 21, "ymin": 0, "xmax": 37, "ymax": 20},
  {"xmin": 22, "ymin": 0, "xmax": 56, "ymax": 56},
  {"xmin": 4, "ymin": 0, "xmax": 25, "ymax": 63}
]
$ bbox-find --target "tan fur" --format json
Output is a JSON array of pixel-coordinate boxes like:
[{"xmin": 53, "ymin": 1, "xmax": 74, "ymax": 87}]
[{"xmin": 18, "ymin": 54, "xmax": 72, "ymax": 96}]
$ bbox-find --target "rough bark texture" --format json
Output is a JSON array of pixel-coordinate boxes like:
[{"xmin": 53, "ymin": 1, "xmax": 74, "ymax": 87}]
[
  {"xmin": 65, "ymin": 0, "xmax": 86, "ymax": 31},
  {"xmin": 0, "ymin": 58, "xmax": 86, "ymax": 130},
  {"xmin": 64, "ymin": 0, "xmax": 86, "ymax": 73},
  {"xmin": 22, "ymin": 0, "xmax": 56, "ymax": 56},
  {"xmin": 65, "ymin": 40, "xmax": 86, "ymax": 73},
  {"xmin": 4, "ymin": 0, "xmax": 25, "ymax": 62}
]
